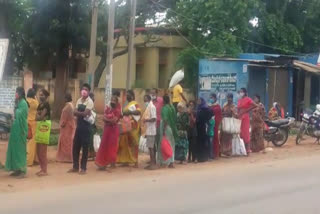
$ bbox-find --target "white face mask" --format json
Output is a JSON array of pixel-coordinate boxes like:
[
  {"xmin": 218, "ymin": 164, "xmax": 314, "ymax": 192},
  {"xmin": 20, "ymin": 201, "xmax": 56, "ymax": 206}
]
[
  {"xmin": 151, "ymin": 95, "xmax": 156, "ymax": 100},
  {"xmin": 239, "ymin": 92, "xmax": 245, "ymax": 98}
]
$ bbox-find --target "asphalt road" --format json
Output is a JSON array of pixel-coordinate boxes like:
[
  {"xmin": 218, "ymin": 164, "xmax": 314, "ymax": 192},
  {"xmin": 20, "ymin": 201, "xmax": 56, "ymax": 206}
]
[{"xmin": 1, "ymin": 155, "xmax": 320, "ymax": 214}]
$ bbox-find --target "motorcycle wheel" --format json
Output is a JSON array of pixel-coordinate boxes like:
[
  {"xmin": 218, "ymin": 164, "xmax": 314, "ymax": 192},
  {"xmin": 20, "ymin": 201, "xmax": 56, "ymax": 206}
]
[
  {"xmin": 296, "ymin": 124, "xmax": 306, "ymax": 145},
  {"xmin": 272, "ymin": 128, "xmax": 289, "ymax": 147}
]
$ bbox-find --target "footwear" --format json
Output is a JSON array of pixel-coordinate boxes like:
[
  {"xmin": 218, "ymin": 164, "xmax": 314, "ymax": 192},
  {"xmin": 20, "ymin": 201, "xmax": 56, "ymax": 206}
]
[
  {"xmin": 79, "ymin": 170, "xmax": 87, "ymax": 175},
  {"xmin": 37, "ymin": 172, "xmax": 48, "ymax": 177},
  {"xmin": 67, "ymin": 169, "xmax": 79, "ymax": 173},
  {"xmin": 146, "ymin": 165, "xmax": 158, "ymax": 170},
  {"xmin": 97, "ymin": 167, "xmax": 107, "ymax": 171},
  {"xmin": 16, "ymin": 173, "xmax": 26, "ymax": 179},
  {"xmin": 10, "ymin": 171, "xmax": 21, "ymax": 177}
]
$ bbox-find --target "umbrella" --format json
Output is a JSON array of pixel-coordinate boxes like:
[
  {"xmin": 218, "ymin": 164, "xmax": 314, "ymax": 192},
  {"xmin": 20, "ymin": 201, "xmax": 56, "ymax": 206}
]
[{"xmin": 169, "ymin": 70, "xmax": 184, "ymax": 88}]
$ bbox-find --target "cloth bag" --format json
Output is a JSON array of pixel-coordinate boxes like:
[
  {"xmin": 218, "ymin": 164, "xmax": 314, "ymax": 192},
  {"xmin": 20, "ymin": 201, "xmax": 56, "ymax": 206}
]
[
  {"xmin": 232, "ymin": 134, "xmax": 247, "ymax": 156},
  {"xmin": 118, "ymin": 116, "xmax": 133, "ymax": 134},
  {"xmin": 139, "ymin": 136, "xmax": 149, "ymax": 154},
  {"xmin": 161, "ymin": 136, "xmax": 173, "ymax": 161},
  {"xmin": 222, "ymin": 117, "xmax": 241, "ymax": 134},
  {"xmin": 35, "ymin": 120, "xmax": 52, "ymax": 145},
  {"xmin": 93, "ymin": 134, "xmax": 101, "ymax": 152}
]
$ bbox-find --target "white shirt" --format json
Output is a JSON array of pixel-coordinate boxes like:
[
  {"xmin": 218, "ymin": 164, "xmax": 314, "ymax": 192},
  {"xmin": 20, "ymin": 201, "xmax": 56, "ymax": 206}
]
[{"xmin": 145, "ymin": 101, "xmax": 157, "ymax": 136}]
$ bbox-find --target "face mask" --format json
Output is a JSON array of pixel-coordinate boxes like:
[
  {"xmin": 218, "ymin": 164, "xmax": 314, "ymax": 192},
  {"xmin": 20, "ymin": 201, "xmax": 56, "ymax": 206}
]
[
  {"xmin": 110, "ymin": 103, "xmax": 116, "ymax": 108},
  {"xmin": 145, "ymin": 102, "xmax": 149, "ymax": 107},
  {"xmin": 81, "ymin": 90, "xmax": 88, "ymax": 98},
  {"xmin": 209, "ymin": 98, "xmax": 214, "ymax": 104},
  {"xmin": 40, "ymin": 97, "xmax": 46, "ymax": 102},
  {"xmin": 239, "ymin": 92, "xmax": 245, "ymax": 98},
  {"xmin": 15, "ymin": 93, "xmax": 19, "ymax": 100},
  {"xmin": 151, "ymin": 95, "xmax": 156, "ymax": 100}
]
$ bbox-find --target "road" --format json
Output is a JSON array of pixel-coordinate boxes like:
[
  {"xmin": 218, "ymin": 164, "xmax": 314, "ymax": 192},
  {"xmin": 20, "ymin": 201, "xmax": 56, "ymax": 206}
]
[{"xmin": 1, "ymin": 154, "xmax": 320, "ymax": 214}]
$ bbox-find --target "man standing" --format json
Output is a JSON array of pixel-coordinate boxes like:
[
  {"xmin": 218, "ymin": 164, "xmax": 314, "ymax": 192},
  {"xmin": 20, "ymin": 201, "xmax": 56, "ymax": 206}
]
[
  {"xmin": 150, "ymin": 88, "xmax": 163, "ymax": 153},
  {"xmin": 68, "ymin": 83, "xmax": 94, "ymax": 174},
  {"xmin": 143, "ymin": 95, "xmax": 157, "ymax": 170},
  {"xmin": 172, "ymin": 83, "xmax": 187, "ymax": 111}
]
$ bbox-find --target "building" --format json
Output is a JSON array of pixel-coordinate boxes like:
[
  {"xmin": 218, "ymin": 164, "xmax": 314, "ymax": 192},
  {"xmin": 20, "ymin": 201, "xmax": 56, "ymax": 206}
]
[
  {"xmin": 198, "ymin": 53, "xmax": 320, "ymax": 119},
  {"xmin": 96, "ymin": 28, "xmax": 188, "ymax": 89}
]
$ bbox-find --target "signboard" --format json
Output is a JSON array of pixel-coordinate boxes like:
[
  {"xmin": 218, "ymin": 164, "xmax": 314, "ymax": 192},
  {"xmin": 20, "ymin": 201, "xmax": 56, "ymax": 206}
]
[
  {"xmin": 0, "ymin": 39, "xmax": 9, "ymax": 81},
  {"xmin": 199, "ymin": 73, "xmax": 237, "ymax": 92}
]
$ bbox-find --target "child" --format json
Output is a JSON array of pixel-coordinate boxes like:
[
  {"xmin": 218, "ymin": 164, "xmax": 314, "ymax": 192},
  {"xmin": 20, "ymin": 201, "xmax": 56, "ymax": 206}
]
[{"xmin": 207, "ymin": 116, "xmax": 215, "ymax": 160}]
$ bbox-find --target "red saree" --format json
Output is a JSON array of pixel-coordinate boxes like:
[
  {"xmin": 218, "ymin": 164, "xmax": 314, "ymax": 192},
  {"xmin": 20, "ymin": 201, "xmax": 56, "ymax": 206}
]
[
  {"xmin": 211, "ymin": 104, "xmax": 222, "ymax": 158},
  {"xmin": 95, "ymin": 106, "xmax": 121, "ymax": 167},
  {"xmin": 237, "ymin": 97, "xmax": 253, "ymax": 144}
]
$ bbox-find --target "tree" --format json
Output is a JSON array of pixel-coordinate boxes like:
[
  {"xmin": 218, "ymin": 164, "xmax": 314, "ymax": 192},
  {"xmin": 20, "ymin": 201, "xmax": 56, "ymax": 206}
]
[
  {"xmin": 170, "ymin": 0, "xmax": 260, "ymax": 89},
  {"xmin": 5, "ymin": 0, "xmax": 172, "ymax": 117}
]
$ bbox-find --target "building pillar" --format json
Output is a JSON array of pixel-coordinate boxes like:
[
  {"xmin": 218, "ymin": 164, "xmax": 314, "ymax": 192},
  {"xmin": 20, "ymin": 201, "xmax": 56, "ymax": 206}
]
[
  {"xmin": 142, "ymin": 48, "xmax": 159, "ymax": 88},
  {"xmin": 304, "ymin": 74, "xmax": 311, "ymax": 108},
  {"xmin": 288, "ymin": 68, "xmax": 293, "ymax": 116},
  {"xmin": 23, "ymin": 70, "xmax": 33, "ymax": 93}
]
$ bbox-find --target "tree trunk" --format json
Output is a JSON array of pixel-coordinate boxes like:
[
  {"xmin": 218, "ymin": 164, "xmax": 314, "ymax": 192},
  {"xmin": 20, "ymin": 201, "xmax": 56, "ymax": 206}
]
[{"xmin": 52, "ymin": 60, "xmax": 68, "ymax": 119}]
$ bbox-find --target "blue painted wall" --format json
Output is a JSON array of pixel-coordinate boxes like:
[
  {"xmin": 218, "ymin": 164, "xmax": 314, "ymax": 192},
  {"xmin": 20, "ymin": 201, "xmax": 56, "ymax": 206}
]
[{"xmin": 198, "ymin": 59, "xmax": 249, "ymax": 106}]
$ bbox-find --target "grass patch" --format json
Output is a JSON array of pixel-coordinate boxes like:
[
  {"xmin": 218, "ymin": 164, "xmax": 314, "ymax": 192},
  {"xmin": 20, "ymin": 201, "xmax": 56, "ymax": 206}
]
[{"xmin": 49, "ymin": 133, "xmax": 59, "ymax": 146}]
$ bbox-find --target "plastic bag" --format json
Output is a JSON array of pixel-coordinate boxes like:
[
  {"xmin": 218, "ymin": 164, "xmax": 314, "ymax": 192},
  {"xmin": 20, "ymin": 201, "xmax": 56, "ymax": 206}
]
[
  {"xmin": 222, "ymin": 117, "xmax": 241, "ymax": 134},
  {"xmin": 232, "ymin": 134, "xmax": 247, "ymax": 156},
  {"xmin": 84, "ymin": 111, "xmax": 96, "ymax": 125},
  {"xmin": 35, "ymin": 120, "xmax": 52, "ymax": 145},
  {"xmin": 93, "ymin": 134, "xmax": 101, "ymax": 152},
  {"xmin": 161, "ymin": 136, "xmax": 173, "ymax": 161},
  {"xmin": 139, "ymin": 136, "xmax": 149, "ymax": 154}
]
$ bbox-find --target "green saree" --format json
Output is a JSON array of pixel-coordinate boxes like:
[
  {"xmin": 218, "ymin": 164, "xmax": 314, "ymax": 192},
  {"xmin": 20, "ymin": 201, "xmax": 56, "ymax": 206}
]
[
  {"xmin": 5, "ymin": 99, "xmax": 29, "ymax": 173},
  {"xmin": 157, "ymin": 104, "xmax": 178, "ymax": 165}
]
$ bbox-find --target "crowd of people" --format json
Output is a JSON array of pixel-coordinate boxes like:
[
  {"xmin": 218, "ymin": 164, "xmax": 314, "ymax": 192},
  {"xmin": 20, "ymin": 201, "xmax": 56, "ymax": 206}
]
[{"xmin": 0, "ymin": 83, "xmax": 286, "ymax": 178}]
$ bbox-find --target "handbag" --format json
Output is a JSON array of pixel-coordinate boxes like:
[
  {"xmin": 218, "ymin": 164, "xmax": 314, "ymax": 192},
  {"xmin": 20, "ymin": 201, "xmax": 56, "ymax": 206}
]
[
  {"xmin": 161, "ymin": 136, "xmax": 173, "ymax": 161},
  {"xmin": 27, "ymin": 123, "xmax": 33, "ymax": 140},
  {"xmin": 118, "ymin": 116, "xmax": 133, "ymax": 134},
  {"xmin": 35, "ymin": 120, "xmax": 52, "ymax": 145},
  {"xmin": 222, "ymin": 117, "xmax": 241, "ymax": 134}
]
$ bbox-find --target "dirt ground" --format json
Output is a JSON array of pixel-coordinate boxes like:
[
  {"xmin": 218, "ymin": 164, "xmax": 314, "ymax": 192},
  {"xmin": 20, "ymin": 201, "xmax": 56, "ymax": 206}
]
[{"xmin": 1, "ymin": 136, "xmax": 320, "ymax": 194}]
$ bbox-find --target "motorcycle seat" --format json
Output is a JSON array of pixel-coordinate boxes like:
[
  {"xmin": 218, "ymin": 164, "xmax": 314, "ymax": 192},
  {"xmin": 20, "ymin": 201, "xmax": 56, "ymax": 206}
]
[{"xmin": 266, "ymin": 119, "xmax": 289, "ymax": 127}]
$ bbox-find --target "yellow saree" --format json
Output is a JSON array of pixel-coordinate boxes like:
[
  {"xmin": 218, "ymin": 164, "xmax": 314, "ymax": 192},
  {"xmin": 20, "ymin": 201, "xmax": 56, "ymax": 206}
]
[
  {"xmin": 26, "ymin": 98, "xmax": 39, "ymax": 166},
  {"xmin": 117, "ymin": 101, "xmax": 141, "ymax": 164}
]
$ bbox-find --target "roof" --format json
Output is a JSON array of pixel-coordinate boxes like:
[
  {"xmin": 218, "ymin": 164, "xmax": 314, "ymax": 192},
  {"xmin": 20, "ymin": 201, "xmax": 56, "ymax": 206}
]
[{"xmin": 293, "ymin": 60, "xmax": 320, "ymax": 75}]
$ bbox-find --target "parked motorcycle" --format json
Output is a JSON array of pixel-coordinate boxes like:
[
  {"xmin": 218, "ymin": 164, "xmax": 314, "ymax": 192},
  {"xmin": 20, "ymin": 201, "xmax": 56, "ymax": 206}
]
[
  {"xmin": 0, "ymin": 112, "xmax": 13, "ymax": 140},
  {"xmin": 264, "ymin": 117, "xmax": 295, "ymax": 147},
  {"xmin": 296, "ymin": 108, "xmax": 320, "ymax": 145}
]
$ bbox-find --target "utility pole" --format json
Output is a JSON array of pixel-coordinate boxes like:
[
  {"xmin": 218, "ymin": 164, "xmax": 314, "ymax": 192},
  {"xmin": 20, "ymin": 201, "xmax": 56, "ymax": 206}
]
[
  {"xmin": 126, "ymin": 0, "xmax": 137, "ymax": 90},
  {"xmin": 88, "ymin": 0, "xmax": 98, "ymax": 90},
  {"xmin": 105, "ymin": 0, "xmax": 115, "ymax": 105}
]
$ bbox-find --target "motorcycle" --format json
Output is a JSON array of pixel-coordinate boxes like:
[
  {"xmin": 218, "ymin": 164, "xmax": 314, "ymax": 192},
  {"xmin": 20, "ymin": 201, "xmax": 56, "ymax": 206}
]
[
  {"xmin": 296, "ymin": 109, "xmax": 320, "ymax": 145},
  {"xmin": 0, "ymin": 111, "xmax": 13, "ymax": 140},
  {"xmin": 264, "ymin": 117, "xmax": 295, "ymax": 147}
]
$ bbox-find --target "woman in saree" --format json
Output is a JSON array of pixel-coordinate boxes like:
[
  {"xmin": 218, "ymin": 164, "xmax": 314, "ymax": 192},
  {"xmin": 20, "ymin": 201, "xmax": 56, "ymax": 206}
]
[
  {"xmin": 251, "ymin": 95, "xmax": 266, "ymax": 153},
  {"xmin": 96, "ymin": 96, "xmax": 121, "ymax": 170},
  {"xmin": 26, "ymin": 88, "xmax": 39, "ymax": 166},
  {"xmin": 5, "ymin": 87, "xmax": 29, "ymax": 178},
  {"xmin": 237, "ymin": 88, "xmax": 257, "ymax": 154},
  {"xmin": 56, "ymin": 93, "xmax": 76, "ymax": 163},
  {"xmin": 209, "ymin": 93, "xmax": 222, "ymax": 159},
  {"xmin": 157, "ymin": 95, "xmax": 178, "ymax": 168},
  {"xmin": 220, "ymin": 93, "xmax": 237, "ymax": 157},
  {"xmin": 117, "ymin": 90, "xmax": 141, "ymax": 167},
  {"xmin": 268, "ymin": 102, "xmax": 284, "ymax": 121},
  {"xmin": 175, "ymin": 102, "xmax": 189, "ymax": 164},
  {"xmin": 196, "ymin": 98, "xmax": 213, "ymax": 162}
]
